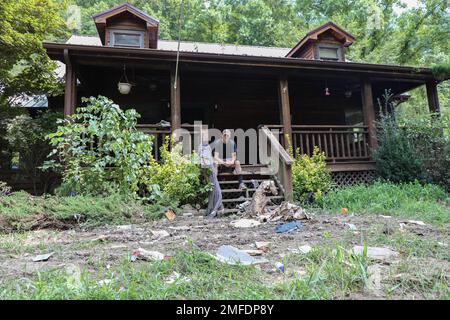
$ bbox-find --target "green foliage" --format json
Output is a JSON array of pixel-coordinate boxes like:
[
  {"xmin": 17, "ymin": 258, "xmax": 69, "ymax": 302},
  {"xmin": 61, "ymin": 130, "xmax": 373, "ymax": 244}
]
[
  {"xmin": 374, "ymin": 110, "xmax": 450, "ymax": 187},
  {"xmin": 0, "ymin": 181, "xmax": 11, "ymax": 196},
  {"xmin": 44, "ymin": 96, "xmax": 153, "ymax": 196},
  {"xmin": 4, "ymin": 111, "xmax": 62, "ymax": 194},
  {"xmin": 292, "ymin": 146, "xmax": 332, "ymax": 202},
  {"xmin": 141, "ymin": 139, "xmax": 211, "ymax": 206},
  {"xmin": 316, "ymin": 181, "xmax": 450, "ymax": 224},
  {"xmin": 432, "ymin": 62, "xmax": 450, "ymax": 81},
  {"xmin": 0, "ymin": 0, "xmax": 68, "ymax": 108},
  {"xmin": 0, "ymin": 105, "xmax": 25, "ymax": 169},
  {"xmin": 0, "ymin": 191, "xmax": 163, "ymax": 231}
]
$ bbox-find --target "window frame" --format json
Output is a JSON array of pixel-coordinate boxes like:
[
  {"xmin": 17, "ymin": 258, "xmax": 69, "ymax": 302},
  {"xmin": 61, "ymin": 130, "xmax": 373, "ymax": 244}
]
[
  {"xmin": 109, "ymin": 28, "xmax": 145, "ymax": 48},
  {"xmin": 315, "ymin": 44, "xmax": 343, "ymax": 61}
]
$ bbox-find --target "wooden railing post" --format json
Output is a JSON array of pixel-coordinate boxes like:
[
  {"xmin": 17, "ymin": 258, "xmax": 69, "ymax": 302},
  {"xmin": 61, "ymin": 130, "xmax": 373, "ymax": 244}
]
[
  {"xmin": 426, "ymin": 81, "xmax": 440, "ymax": 115},
  {"xmin": 170, "ymin": 69, "xmax": 181, "ymax": 138},
  {"xmin": 361, "ymin": 78, "xmax": 378, "ymax": 150},
  {"xmin": 278, "ymin": 77, "xmax": 293, "ymax": 151},
  {"xmin": 63, "ymin": 49, "xmax": 76, "ymax": 117}
]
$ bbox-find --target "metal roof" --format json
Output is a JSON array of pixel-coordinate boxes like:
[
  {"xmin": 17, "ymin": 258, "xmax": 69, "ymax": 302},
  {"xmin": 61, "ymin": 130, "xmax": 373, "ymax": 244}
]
[{"xmin": 66, "ymin": 35, "xmax": 291, "ymax": 58}]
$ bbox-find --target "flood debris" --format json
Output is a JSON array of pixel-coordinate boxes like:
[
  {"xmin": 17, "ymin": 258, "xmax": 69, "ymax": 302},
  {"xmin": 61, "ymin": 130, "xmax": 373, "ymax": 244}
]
[
  {"xmin": 257, "ymin": 202, "xmax": 311, "ymax": 223},
  {"xmin": 275, "ymin": 221, "xmax": 303, "ymax": 233},
  {"xmin": 230, "ymin": 219, "xmax": 261, "ymax": 228},
  {"xmin": 242, "ymin": 249, "xmax": 265, "ymax": 256},
  {"xmin": 351, "ymin": 246, "xmax": 399, "ymax": 261},
  {"xmin": 400, "ymin": 220, "xmax": 426, "ymax": 226},
  {"xmin": 215, "ymin": 245, "xmax": 268, "ymax": 265},
  {"xmin": 130, "ymin": 248, "xmax": 165, "ymax": 262},
  {"xmin": 165, "ymin": 209, "xmax": 176, "ymax": 221},
  {"xmin": 151, "ymin": 229, "xmax": 170, "ymax": 240},
  {"xmin": 288, "ymin": 244, "xmax": 312, "ymax": 254},
  {"xmin": 255, "ymin": 241, "xmax": 271, "ymax": 252},
  {"xmin": 32, "ymin": 252, "xmax": 54, "ymax": 262},
  {"xmin": 275, "ymin": 262, "xmax": 285, "ymax": 273},
  {"xmin": 346, "ymin": 223, "xmax": 357, "ymax": 231}
]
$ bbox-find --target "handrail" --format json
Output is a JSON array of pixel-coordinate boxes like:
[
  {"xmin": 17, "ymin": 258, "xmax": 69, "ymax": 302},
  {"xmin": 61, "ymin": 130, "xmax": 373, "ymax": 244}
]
[
  {"xmin": 261, "ymin": 127, "xmax": 293, "ymax": 165},
  {"xmin": 260, "ymin": 126, "xmax": 293, "ymax": 201}
]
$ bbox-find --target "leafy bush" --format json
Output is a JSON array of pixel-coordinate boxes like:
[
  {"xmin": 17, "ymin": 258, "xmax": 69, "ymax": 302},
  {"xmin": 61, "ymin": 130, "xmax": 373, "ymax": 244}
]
[
  {"xmin": 44, "ymin": 96, "xmax": 153, "ymax": 196},
  {"xmin": 4, "ymin": 111, "xmax": 61, "ymax": 194},
  {"xmin": 292, "ymin": 146, "xmax": 332, "ymax": 202},
  {"xmin": 141, "ymin": 140, "xmax": 211, "ymax": 206},
  {"xmin": 0, "ymin": 181, "xmax": 11, "ymax": 196},
  {"xmin": 374, "ymin": 112, "xmax": 450, "ymax": 187},
  {"xmin": 373, "ymin": 114, "xmax": 425, "ymax": 183},
  {"xmin": 316, "ymin": 181, "xmax": 449, "ymax": 224}
]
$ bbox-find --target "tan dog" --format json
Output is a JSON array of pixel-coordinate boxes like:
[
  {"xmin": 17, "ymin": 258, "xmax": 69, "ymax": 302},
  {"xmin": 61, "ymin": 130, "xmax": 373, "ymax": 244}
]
[{"xmin": 245, "ymin": 180, "xmax": 278, "ymax": 217}]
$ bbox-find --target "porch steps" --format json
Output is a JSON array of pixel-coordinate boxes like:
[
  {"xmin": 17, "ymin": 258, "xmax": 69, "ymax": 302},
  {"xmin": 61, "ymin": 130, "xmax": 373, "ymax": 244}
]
[{"xmin": 216, "ymin": 164, "xmax": 285, "ymax": 214}]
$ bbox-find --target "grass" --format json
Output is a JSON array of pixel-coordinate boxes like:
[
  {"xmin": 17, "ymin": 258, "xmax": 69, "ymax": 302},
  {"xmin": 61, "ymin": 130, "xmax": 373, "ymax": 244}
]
[
  {"xmin": 0, "ymin": 191, "xmax": 166, "ymax": 231},
  {"xmin": 0, "ymin": 244, "xmax": 371, "ymax": 300},
  {"xmin": 314, "ymin": 181, "xmax": 450, "ymax": 225}
]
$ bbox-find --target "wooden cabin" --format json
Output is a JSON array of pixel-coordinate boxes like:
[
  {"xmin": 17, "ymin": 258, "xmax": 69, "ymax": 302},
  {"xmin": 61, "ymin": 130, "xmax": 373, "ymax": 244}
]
[{"xmin": 41, "ymin": 2, "xmax": 444, "ymax": 201}]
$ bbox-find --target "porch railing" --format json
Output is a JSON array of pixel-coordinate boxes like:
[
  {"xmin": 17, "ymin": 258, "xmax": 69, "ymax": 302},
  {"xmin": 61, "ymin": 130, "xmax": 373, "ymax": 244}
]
[{"xmin": 265, "ymin": 125, "xmax": 372, "ymax": 163}]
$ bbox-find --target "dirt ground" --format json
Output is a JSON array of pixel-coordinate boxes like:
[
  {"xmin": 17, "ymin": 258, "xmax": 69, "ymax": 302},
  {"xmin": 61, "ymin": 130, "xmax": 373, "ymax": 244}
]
[{"xmin": 0, "ymin": 211, "xmax": 448, "ymax": 299}]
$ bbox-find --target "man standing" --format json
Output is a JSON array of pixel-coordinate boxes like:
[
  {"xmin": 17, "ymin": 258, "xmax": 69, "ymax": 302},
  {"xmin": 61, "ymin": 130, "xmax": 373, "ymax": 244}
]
[{"xmin": 212, "ymin": 129, "xmax": 246, "ymax": 190}]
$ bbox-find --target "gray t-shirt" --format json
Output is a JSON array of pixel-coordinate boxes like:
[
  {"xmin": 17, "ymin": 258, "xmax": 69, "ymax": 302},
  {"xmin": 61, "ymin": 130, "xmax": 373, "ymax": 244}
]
[{"xmin": 211, "ymin": 139, "xmax": 237, "ymax": 160}]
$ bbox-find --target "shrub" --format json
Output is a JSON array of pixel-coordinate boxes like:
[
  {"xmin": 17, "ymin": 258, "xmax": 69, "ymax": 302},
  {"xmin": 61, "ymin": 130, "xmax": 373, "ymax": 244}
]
[
  {"xmin": 292, "ymin": 146, "xmax": 332, "ymax": 202},
  {"xmin": 44, "ymin": 96, "xmax": 153, "ymax": 196},
  {"xmin": 140, "ymin": 140, "xmax": 211, "ymax": 206},
  {"xmin": 4, "ymin": 111, "xmax": 61, "ymax": 194},
  {"xmin": 374, "ymin": 112, "xmax": 450, "ymax": 187}
]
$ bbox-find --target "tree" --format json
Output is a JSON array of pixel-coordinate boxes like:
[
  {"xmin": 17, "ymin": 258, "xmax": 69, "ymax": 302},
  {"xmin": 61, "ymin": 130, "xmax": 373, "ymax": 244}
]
[{"xmin": 0, "ymin": 0, "xmax": 68, "ymax": 109}]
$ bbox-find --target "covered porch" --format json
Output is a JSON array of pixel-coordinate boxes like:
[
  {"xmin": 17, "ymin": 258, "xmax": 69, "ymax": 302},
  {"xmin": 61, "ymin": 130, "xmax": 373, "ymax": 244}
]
[{"xmin": 45, "ymin": 43, "xmax": 441, "ymax": 174}]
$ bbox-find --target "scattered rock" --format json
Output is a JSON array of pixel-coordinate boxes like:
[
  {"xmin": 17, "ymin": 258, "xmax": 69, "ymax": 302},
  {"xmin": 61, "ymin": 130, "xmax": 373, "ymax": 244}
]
[
  {"xmin": 168, "ymin": 226, "xmax": 191, "ymax": 231},
  {"xmin": 346, "ymin": 223, "xmax": 357, "ymax": 231},
  {"xmin": 351, "ymin": 246, "xmax": 399, "ymax": 261},
  {"xmin": 116, "ymin": 225, "xmax": 133, "ymax": 231},
  {"xmin": 242, "ymin": 249, "xmax": 265, "ymax": 256},
  {"xmin": 32, "ymin": 252, "xmax": 54, "ymax": 262},
  {"xmin": 288, "ymin": 244, "xmax": 312, "ymax": 254},
  {"xmin": 255, "ymin": 241, "xmax": 270, "ymax": 251}
]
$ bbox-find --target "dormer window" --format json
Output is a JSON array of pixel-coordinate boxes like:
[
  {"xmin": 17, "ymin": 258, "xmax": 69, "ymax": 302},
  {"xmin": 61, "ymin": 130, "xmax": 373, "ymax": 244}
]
[
  {"xmin": 110, "ymin": 29, "xmax": 144, "ymax": 48},
  {"xmin": 317, "ymin": 45, "xmax": 341, "ymax": 61}
]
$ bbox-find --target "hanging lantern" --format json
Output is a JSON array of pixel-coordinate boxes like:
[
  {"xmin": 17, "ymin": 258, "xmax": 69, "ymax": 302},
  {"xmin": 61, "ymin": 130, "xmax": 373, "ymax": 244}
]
[
  {"xmin": 118, "ymin": 65, "xmax": 132, "ymax": 95},
  {"xmin": 325, "ymin": 87, "xmax": 330, "ymax": 96}
]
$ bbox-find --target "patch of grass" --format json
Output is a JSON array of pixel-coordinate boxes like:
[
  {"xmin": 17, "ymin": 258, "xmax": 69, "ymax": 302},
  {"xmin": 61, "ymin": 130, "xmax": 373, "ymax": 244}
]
[
  {"xmin": 0, "ymin": 245, "xmax": 369, "ymax": 300},
  {"xmin": 0, "ymin": 192, "xmax": 167, "ymax": 232},
  {"xmin": 314, "ymin": 181, "xmax": 450, "ymax": 224}
]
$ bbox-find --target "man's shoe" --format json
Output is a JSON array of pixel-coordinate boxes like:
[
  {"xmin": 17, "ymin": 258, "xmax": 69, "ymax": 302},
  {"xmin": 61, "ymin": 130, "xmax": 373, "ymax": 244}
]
[
  {"xmin": 208, "ymin": 210, "xmax": 217, "ymax": 219},
  {"xmin": 239, "ymin": 182, "xmax": 247, "ymax": 190}
]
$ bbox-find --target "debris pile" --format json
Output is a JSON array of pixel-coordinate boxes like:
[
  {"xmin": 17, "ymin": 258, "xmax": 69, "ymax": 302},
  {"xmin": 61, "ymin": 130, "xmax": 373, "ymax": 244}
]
[{"xmin": 257, "ymin": 202, "xmax": 311, "ymax": 223}]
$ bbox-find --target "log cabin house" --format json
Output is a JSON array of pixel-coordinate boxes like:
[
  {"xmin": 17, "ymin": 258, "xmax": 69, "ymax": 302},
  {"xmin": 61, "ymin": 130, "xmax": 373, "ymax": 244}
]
[{"xmin": 37, "ymin": 2, "xmax": 444, "ymax": 204}]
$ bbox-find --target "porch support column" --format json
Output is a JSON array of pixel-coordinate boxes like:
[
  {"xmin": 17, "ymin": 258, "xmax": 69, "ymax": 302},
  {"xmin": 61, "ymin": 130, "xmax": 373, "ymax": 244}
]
[
  {"xmin": 361, "ymin": 77, "xmax": 378, "ymax": 150},
  {"xmin": 278, "ymin": 77, "xmax": 292, "ymax": 151},
  {"xmin": 170, "ymin": 69, "xmax": 181, "ymax": 138},
  {"xmin": 63, "ymin": 49, "xmax": 76, "ymax": 117},
  {"xmin": 426, "ymin": 81, "xmax": 440, "ymax": 115}
]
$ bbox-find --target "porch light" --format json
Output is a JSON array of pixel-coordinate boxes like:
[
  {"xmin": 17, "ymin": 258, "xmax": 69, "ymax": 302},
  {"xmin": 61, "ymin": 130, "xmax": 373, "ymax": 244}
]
[
  {"xmin": 325, "ymin": 87, "xmax": 330, "ymax": 96},
  {"xmin": 345, "ymin": 89, "xmax": 352, "ymax": 98},
  {"xmin": 118, "ymin": 65, "xmax": 132, "ymax": 95}
]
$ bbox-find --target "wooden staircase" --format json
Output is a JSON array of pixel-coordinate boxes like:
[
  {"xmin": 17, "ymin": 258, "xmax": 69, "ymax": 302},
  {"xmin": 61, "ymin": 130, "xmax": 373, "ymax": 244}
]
[{"xmin": 218, "ymin": 164, "xmax": 285, "ymax": 214}]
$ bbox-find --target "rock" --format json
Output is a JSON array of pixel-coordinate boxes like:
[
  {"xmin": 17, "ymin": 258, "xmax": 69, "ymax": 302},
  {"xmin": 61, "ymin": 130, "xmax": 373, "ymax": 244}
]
[
  {"xmin": 117, "ymin": 225, "xmax": 133, "ymax": 231},
  {"xmin": 168, "ymin": 226, "xmax": 191, "ymax": 231},
  {"xmin": 346, "ymin": 223, "xmax": 357, "ymax": 230},
  {"xmin": 230, "ymin": 219, "xmax": 261, "ymax": 228},
  {"xmin": 242, "ymin": 249, "xmax": 265, "ymax": 256},
  {"xmin": 351, "ymin": 246, "xmax": 399, "ymax": 261},
  {"xmin": 182, "ymin": 212, "xmax": 193, "ymax": 217}
]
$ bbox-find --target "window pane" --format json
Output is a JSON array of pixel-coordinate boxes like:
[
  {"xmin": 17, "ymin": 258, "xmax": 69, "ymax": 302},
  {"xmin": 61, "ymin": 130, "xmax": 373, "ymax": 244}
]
[
  {"xmin": 114, "ymin": 33, "xmax": 141, "ymax": 47},
  {"xmin": 319, "ymin": 47, "xmax": 338, "ymax": 60}
]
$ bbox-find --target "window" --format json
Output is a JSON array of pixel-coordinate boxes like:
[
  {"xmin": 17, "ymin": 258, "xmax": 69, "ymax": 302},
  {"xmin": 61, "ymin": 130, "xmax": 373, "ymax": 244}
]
[
  {"xmin": 317, "ymin": 46, "xmax": 340, "ymax": 61},
  {"xmin": 110, "ymin": 29, "xmax": 144, "ymax": 48}
]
